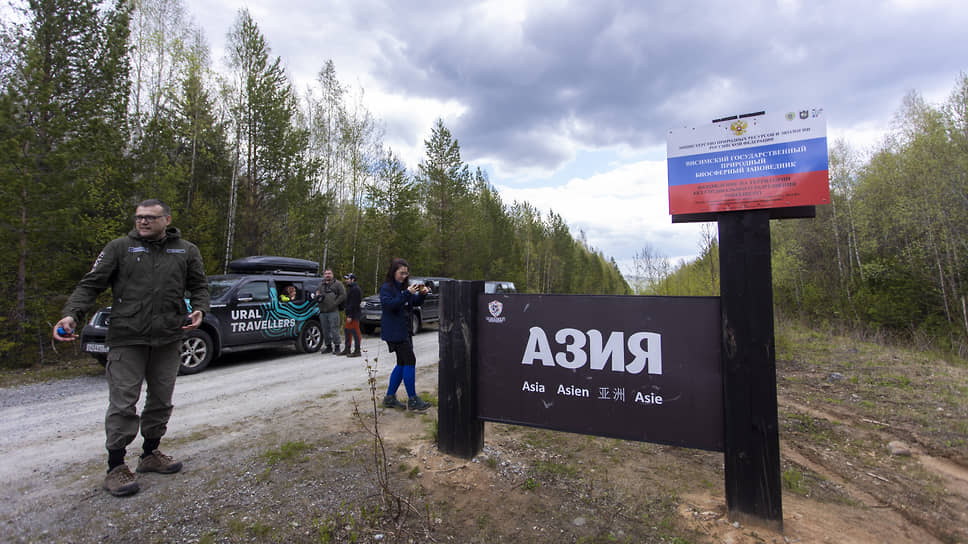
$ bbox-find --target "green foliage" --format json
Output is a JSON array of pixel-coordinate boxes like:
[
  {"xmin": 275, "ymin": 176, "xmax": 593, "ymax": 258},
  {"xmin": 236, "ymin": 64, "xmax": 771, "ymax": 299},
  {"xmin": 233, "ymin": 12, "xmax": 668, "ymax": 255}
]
[{"xmin": 0, "ymin": 0, "xmax": 131, "ymax": 366}]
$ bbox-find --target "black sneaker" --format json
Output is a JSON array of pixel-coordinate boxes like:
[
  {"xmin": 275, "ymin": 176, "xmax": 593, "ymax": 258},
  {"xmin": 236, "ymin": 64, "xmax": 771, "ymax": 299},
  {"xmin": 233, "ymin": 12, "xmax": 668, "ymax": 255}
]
[
  {"xmin": 407, "ymin": 396, "xmax": 431, "ymax": 411},
  {"xmin": 320, "ymin": 346, "xmax": 333, "ymax": 354},
  {"xmin": 382, "ymin": 394, "xmax": 406, "ymax": 409}
]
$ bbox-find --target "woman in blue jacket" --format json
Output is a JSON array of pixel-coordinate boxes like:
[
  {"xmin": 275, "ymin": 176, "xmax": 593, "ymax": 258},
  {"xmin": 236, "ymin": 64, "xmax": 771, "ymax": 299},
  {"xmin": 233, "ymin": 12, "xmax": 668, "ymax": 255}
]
[{"xmin": 380, "ymin": 258, "xmax": 431, "ymax": 411}]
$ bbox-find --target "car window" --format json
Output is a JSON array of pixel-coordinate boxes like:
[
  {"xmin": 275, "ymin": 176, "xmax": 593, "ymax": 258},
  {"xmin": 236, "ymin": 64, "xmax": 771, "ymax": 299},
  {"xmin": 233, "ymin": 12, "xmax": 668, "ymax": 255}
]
[
  {"xmin": 277, "ymin": 282, "xmax": 305, "ymax": 302},
  {"xmin": 239, "ymin": 280, "xmax": 271, "ymax": 302},
  {"xmin": 208, "ymin": 278, "xmax": 239, "ymax": 300}
]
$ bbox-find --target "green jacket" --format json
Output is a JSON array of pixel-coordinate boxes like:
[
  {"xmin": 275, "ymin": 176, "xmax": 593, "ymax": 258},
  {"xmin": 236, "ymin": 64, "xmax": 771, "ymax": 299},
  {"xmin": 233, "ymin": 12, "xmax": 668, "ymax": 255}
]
[
  {"xmin": 315, "ymin": 279, "xmax": 346, "ymax": 313},
  {"xmin": 63, "ymin": 227, "xmax": 210, "ymax": 347}
]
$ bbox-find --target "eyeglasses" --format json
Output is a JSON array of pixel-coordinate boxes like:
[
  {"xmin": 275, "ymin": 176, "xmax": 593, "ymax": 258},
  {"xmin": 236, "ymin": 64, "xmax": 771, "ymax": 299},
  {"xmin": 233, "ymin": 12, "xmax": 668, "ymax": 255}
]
[{"xmin": 134, "ymin": 215, "xmax": 163, "ymax": 223}]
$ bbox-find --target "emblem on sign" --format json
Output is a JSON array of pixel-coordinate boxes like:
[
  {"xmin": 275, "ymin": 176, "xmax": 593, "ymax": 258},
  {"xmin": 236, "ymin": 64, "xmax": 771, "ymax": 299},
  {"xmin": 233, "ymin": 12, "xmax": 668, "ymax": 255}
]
[
  {"xmin": 486, "ymin": 300, "xmax": 506, "ymax": 323},
  {"xmin": 729, "ymin": 120, "xmax": 748, "ymax": 136}
]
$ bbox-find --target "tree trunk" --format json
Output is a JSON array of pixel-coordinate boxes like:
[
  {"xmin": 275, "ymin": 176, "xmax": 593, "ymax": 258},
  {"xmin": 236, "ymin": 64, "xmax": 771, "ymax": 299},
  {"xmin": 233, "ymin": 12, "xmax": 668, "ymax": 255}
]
[
  {"xmin": 223, "ymin": 151, "xmax": 239, "ymax": 273},
  {"xmin": 933, "ymin": 242, "xmax": 951, "ymax": 322},
  {"xmin": 16, "ymin": 196, "xmax": 27, "ymax": 338}
]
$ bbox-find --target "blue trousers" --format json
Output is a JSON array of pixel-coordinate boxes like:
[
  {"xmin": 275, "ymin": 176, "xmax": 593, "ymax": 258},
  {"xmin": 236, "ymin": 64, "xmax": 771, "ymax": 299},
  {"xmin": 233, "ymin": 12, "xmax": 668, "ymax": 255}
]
[{"xmin": 385, "ymin": 340, "xmax": 417, "ymax": 398}]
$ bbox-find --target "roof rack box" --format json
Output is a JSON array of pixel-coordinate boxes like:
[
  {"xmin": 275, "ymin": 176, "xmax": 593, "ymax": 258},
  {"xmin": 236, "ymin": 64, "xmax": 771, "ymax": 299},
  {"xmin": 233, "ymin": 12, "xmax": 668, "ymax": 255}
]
[{"xmin": 228, "ymin": 256, "xmax": 319, "ymax": 275}]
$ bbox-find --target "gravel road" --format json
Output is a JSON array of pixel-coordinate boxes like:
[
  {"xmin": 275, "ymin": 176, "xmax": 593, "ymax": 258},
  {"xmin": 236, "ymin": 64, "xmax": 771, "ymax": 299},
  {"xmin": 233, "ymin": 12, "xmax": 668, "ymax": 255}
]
[{"xmin": 0, "ymin": 331, "xmax": 440, "ymax": 519}]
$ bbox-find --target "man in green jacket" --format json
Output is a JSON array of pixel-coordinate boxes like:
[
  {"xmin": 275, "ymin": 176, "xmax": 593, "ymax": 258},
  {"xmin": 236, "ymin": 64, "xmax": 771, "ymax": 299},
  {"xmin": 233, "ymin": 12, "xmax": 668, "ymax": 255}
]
[
  {"xmin": 53, "ymin": 199, "xmax": 209, "ymax": 497},
  {"xmin": 314, "ymin": 268, "xmax": 346, "ymax": 354}
]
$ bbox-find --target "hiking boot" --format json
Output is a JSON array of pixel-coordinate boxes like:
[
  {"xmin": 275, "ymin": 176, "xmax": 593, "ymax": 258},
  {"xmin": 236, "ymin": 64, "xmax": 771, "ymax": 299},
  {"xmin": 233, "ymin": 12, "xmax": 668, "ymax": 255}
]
[
  {"xmin": 335, "ymin": 345, "xmax": 349, "ymax": 355},
  {"xmin": 136, "ymin": 450, "xmax": 183, "ymax": 474},
  {"xmin": 348, "ymin": 349, "xmax": 361, "ymax": 358},
  {"xmin": 407, "ymin": 396, "xmax": 432, "ymax": 411},
  {"xmin": 103, "ymin": 465, "xmax": 139, "ymax": 497},
  {"xmin": 382, "ymin": 394, "xmax": 406, "ymax": 409},
  {"xmin": 320, "ymin": 345, "xmax": 333, "ymax": 354}
]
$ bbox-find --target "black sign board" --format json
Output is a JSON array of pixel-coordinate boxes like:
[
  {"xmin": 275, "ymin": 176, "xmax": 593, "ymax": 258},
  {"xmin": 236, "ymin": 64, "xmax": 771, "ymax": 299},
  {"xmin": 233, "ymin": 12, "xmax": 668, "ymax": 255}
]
[{"xmin": 477, "ymin": 294, "xmax": 724, "ymax": 451}]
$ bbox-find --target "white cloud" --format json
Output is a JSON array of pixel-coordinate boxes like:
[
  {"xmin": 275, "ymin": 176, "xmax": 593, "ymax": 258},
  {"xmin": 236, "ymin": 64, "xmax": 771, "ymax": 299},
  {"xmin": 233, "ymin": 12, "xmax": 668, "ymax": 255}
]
[{"xmin": 495, "ymin": 156, "xmax": 709, "ymax": 268}]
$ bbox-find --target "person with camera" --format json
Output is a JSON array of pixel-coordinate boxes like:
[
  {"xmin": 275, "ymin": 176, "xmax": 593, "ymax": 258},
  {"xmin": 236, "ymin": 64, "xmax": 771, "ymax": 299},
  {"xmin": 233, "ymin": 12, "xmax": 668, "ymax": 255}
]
[
  {"xmin": 52, "ymin": 199, "xmax": 209, "ymax": 497},
  {"xmin": 314, "ymin": 268, "xmax": 346, "ymax": 354},
  {"xmin": 379, "ymin": 258, "xmax": 431, "ymax": 411}
]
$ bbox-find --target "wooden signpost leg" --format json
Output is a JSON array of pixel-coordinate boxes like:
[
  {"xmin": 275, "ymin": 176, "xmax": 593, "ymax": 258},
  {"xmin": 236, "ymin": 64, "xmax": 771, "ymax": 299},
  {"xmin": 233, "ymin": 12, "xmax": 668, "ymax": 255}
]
[
  {"xmin": 718, "ymin": 210, "xmax": 783, "ymax": 531},
  {"xmin": 437, "ymin": 280, "xmax": 484, "ymax": 459}
]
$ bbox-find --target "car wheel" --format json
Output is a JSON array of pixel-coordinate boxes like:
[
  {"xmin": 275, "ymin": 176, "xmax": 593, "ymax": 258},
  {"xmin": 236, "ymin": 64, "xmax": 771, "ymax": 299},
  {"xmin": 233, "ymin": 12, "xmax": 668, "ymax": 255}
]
[
  {"xmin": 410, "ymin": 312, "xmax": 422, "ymax": 335},
  {"xmin": 94, "ymin": 354, "xmax": 107, "ymax": 366},
  {"xmin": 298, "ymin": 320, "xmax": 323, "ymax": 353},
  {"xmin": 180, "ymin": 330, "xmax": 214, "ymax": 375},
  {"xmin": 361, "ymin": 324, "xmax": 376, "ymax": 335}
]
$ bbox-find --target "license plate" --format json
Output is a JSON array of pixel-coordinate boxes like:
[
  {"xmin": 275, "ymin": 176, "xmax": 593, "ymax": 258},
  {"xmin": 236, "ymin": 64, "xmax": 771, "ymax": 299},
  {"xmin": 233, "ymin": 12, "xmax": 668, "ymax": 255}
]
[
  {"xmin": 84, "ymin": 343, "xmax": 109, "ymax": 353},
  {"xmin": 366, "ymin": 313, "xmax": 380, "ymax": 320}
]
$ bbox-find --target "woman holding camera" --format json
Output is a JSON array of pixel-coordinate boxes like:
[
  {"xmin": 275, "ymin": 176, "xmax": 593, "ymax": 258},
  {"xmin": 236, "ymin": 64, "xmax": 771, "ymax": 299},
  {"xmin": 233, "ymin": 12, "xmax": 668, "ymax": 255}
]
[{"xmin": 379, "ymin": 258, "xmax": 431, "ymax": 411}]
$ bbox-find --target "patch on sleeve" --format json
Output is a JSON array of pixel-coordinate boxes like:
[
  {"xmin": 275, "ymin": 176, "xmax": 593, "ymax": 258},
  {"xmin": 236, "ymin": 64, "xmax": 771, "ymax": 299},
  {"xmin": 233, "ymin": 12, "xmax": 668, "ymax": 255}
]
[
  {"xmin": 166, "ymin": 248, "xmax": 186, "ymax": 254},
  {"xmin": 90, "ymin": 251, "xmax": 106, "ymax": 273}
]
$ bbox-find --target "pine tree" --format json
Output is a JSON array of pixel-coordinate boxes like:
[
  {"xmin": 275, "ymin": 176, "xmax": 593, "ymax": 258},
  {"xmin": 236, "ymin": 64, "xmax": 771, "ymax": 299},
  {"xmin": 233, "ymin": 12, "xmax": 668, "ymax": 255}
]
[
  {"xmin": 225, "ymin": 8, "xmax": 308, "ymax": 259},
  {"xmin": 417, "ymin": 118, "xmax": 470, "ymax": 276}
]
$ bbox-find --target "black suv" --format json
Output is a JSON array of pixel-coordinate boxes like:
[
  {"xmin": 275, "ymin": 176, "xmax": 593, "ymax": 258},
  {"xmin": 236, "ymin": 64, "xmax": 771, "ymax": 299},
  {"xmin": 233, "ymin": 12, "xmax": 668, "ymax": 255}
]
[
  {"xmin": 358, "ymin": 276, "xmax": 452, "ymax": 335},
  {"xmin": 80, "ymin": 256, "xmax": 325, "ymax": 374}
]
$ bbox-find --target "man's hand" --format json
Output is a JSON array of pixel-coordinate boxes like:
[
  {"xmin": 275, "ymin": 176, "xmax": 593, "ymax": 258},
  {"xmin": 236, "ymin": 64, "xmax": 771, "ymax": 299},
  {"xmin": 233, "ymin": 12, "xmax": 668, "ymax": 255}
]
[
  {"xmin": 182, "ymin": 310, "xmax": 204, "ymax": 330},
  {"xmin": 346, "ymin": 317, "xmax": 352, "ymax": 324},
  {"xmin": 53, "ymin": 317, "xmax": 78, "ymax": 341}
]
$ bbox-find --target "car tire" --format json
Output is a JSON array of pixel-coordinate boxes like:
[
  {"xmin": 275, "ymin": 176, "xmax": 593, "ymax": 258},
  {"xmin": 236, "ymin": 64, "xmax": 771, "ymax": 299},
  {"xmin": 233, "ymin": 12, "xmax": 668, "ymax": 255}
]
[
  {"xmin": 180, "ymin": 330, "xmax": 214, "ymax": 375},
  {"xmin": 410, "ymin": 312, "xmax": 422, "ymax": 335},
  {"xmin": 94, "ymin": 354, "xmax": 107, "ymax": 366},
  {"xmin": 298, "ymin": 320, "xmax": 323, "ymax": 353},
  {"xmin": 361, "ymin": 324, "xmax": 376, "ymax": 335}
]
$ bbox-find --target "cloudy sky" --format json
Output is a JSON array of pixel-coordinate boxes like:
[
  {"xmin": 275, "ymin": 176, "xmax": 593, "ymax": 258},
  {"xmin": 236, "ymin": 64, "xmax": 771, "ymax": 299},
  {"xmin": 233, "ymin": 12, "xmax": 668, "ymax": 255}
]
[{"xmin": 189, "ymin": 0, "xmax": 967, "ymax": 274}]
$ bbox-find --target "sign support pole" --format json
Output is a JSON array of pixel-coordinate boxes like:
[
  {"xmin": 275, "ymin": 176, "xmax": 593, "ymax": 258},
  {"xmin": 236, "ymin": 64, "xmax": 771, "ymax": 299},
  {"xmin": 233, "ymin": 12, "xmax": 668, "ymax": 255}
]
[
  {"xmin": 437, "ymin": 280, "xmax": 484, "ymax": 459},
  {"xmin": 718, "ymin": 210, "xmax": 783, "ymax": 530}
]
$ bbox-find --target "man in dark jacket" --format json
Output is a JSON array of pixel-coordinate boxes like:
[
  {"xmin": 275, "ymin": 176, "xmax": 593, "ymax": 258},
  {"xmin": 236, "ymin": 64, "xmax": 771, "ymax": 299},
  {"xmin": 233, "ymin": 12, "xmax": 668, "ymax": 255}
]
[
  {"xmin": 53, "ymin": 199, "xmax": 209, "ymax": 497},
  {"xmin": 339, "ymin": 273, "xmax": 363, "ymax": 357}
]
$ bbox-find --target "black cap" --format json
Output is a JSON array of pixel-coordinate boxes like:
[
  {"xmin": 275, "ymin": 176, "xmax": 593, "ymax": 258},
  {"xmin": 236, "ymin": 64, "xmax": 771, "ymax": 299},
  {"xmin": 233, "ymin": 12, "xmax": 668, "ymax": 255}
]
[{"xmin": 343, "ymin": 273, "xmax": 356, "ymax": 280}]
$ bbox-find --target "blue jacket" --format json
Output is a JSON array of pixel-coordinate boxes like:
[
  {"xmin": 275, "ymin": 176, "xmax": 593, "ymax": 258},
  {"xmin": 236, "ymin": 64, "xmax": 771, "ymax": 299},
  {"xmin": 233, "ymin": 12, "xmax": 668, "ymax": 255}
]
[{"xmin": 379, "ymin": 280, "xmax": 426, "ymax": 343}]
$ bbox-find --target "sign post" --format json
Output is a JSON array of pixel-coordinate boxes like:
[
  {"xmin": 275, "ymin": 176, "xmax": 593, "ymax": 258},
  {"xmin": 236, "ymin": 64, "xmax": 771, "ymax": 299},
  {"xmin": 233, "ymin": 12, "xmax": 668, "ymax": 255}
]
[
  {"xmin": 667, "ymin": 108, "xmax": 830, "ymax": 530},
  {"xmin": 718, "ymin": 210, "xmax": 783, "ymax": 530},
  {"xmin": 434, "ymin": 108, "xmax": 827, "ymax": 534},
  {"xmin": 437, "ymin": 280, "xmax": 484, "ymax": 459}
]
